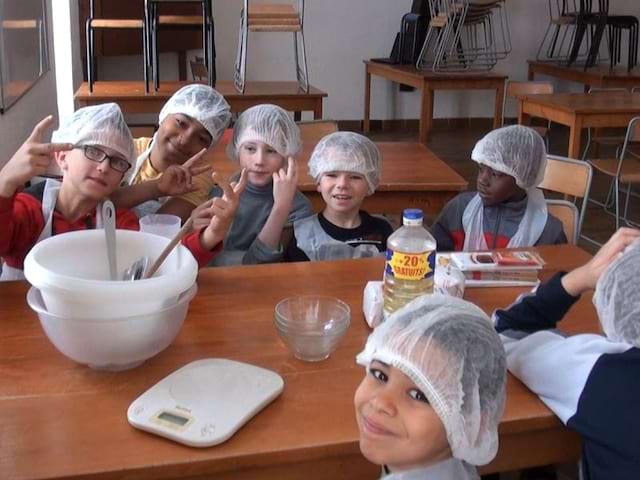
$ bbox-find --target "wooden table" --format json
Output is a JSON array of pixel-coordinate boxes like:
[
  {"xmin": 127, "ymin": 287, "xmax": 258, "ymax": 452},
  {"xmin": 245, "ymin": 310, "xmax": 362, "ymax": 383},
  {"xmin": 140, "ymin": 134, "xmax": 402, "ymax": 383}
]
[
  {"xmin": 528, "ymin": 60, "xmax": 640, "ymax": 91},
  {"xmin": 74, "ymin": 81, "xmax": 328, "ymax": 119},
  {"xmin": 363, "ymin": 61, "xmax": 506, "ymax": 144},
  {"xmin": 207, "ymin": 141, "xmax": 468, "ymax": 215},
  {"xmin": 1, "ymin": 245, "xmax": 594, "ymax": 480},
  {"xmin": 518, "ymin": 92, "xmax": 640, "ymax": 159}
]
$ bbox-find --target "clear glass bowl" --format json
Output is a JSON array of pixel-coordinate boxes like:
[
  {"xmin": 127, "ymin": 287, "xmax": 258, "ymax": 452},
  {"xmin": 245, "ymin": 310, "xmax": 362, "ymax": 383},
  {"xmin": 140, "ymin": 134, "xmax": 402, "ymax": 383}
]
[{"xmin": 274, "ymin": 295, "xmax": 351, "ymax": 362}]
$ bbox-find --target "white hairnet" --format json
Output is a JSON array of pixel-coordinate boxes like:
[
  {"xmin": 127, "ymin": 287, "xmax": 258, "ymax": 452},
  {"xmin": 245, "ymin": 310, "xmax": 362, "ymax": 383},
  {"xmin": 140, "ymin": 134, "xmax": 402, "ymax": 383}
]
[
  {"xmin": 159, "ymin": 84, "xmax": 231, "ymax": 146},
  {"xmin": 308, "ymin": 132, "xmax": 381, "ymax": 194},
  {"xmin": 471, "ymin": 125, "xmax": 547, "ymax": 189},
  {"xmin": 227, "ymin": 104, "xmax": 301, "ymax": 161},
  {"xmin": 51, "ymin": 103, "xmax": 134, "ymax": 163},
  {"xmin": 594, "ymin": 240, "xmax": 640, "ymax": 347},
  {"xmin": 356, "ymin": 294, "xmax": 506, "ymax": 466}
]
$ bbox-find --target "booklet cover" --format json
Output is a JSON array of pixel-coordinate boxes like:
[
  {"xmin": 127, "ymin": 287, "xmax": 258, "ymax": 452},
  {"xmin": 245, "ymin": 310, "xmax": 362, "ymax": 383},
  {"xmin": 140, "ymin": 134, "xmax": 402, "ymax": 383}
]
[{"xmin": 450, "ymin": 251, "xmax": 545, "ymax": 272}]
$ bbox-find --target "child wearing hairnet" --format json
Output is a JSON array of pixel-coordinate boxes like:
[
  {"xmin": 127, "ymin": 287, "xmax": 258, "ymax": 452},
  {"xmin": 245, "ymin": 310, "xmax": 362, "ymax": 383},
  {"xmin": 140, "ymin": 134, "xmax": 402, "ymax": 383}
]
[
  {"xmin": 285, "ymin": 132, "xmax": 393, "ymax": 262},
  {"xmin": 0, "ymin": 103, "xmax": 244, "ymax": 281},
  {"xmin": 355, "ymin": 294, "xmax": 507, "ymax": 479},
  {"xmin": 495, "ymin": 227, "xmax": 640, "ymax": 480},
  {"xmin": 203, "ymin": 104, "xmax": 314, "ymax": 266},
  {"xmin": 115, "ymin": 84, "xmax": 232, "ymax": 221},
  {"xmin": 431, "ymin": 125, "xmax": 566, "ymax": 251}
]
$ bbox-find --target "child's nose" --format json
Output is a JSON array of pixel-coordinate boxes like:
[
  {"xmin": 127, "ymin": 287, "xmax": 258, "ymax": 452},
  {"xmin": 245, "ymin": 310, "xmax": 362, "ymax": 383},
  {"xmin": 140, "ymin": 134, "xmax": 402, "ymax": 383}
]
[
  {"xmin": 96, "ymin": 159, "xmax": 110, "ymax": 173},
  {"xmin": 371, "ymin": 391, "xmax": 397, "ymax": 416},
  {"xmin": 254, "ymin": 150, "xmax": 265, "ymax": 164}
]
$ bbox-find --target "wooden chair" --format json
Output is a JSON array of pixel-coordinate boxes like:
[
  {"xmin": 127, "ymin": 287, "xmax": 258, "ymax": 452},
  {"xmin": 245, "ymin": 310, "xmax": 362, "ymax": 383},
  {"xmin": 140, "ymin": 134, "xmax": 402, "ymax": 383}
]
[
  {"xmin": 297, "ymin": 120, "xmax": 338, "ymax": 143},
  {"xmin": 86, "ymin": 0, "xmax": 149, "ymax": 93},
  {"xmin": 546, "ymin": 200, "xmax": 579, "ymax": 244},
  {"xmin": 234, "ymin": 0, "xmax": 309, "ymax": 93},
  {"xmin": 588, "ymin": 117, "xmax": 640, "ymax": 230},
  {"xmin": 539, "ymin": 154, "xmax": 593, "ymax": 243},
  {"xmin": 505, "ymin": 80, "xmax": 554, "ymax": 145},
  {"xmin": 146, "ymin": 0, "xmax": 215, "ymax": 90}
]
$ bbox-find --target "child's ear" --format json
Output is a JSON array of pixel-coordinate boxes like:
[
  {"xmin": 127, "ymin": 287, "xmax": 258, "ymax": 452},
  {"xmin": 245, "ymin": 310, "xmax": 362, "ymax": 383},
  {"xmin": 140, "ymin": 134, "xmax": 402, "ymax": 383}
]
[{"xmin": 54, "ymin": 150, "xmax": 69, "ymax": 172}]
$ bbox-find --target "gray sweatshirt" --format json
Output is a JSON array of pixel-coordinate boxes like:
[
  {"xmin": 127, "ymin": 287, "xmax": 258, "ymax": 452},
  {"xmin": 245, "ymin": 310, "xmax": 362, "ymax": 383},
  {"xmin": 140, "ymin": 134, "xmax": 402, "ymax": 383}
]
[{"xmin": 209, "ymin": 180, "xmax": 313, "ymax": 266}]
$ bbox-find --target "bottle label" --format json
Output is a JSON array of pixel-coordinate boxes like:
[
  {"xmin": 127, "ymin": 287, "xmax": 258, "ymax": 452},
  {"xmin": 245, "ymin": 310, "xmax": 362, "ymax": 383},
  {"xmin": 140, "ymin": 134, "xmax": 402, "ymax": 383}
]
[{"xmin": 385, "ymin": 249, "xmax": 435, "ymax": 281}]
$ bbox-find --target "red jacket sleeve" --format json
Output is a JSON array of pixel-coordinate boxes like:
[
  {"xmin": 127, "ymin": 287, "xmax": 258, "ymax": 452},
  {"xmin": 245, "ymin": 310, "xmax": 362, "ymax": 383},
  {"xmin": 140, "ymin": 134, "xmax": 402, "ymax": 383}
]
[
  {"xmin": 0, "ymin": 193, "xmax": 45, "ymax": 267},
  {"xmin": 181, "ymin": 228, "xmax": 223, "ymax": 268}
]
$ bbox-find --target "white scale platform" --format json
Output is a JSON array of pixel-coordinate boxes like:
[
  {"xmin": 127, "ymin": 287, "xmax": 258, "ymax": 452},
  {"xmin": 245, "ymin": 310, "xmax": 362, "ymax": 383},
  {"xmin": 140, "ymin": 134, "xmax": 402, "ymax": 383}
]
[{"xmin": 127, "ymin": 358, "xmax": 284, "ymax": 447}]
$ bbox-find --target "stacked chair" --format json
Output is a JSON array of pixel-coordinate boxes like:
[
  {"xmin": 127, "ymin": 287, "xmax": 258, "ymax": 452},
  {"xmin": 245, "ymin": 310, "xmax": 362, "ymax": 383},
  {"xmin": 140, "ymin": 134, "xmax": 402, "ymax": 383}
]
[
  {"xmin": 234, "ymin": 0, "xmax": 309, "ymax": 93},
  {"xmin": 536, "ymin": 0, "xmax": 587, "ymax": 62},
  {"xmin": 146, "ymin": 0, "xmax": 216, "ymax": 90},
  {"xmin": 416, "ymin": 0, "xmax": 511, "ymax": 72},
  {"xmin": 537, "ymin": 0, "xmax": 638, "ymax": 72},
  {"xmin": 85, "ymin": 0, "xmax": 149, "ymax": 93}
]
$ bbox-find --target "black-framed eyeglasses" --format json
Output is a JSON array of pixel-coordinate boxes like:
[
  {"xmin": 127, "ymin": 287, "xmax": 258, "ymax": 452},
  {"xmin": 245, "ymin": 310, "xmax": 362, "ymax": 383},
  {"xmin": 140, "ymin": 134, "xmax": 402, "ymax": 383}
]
[{"xmin": 77, "ymin": 145, "xmax": 131, "ymax": 173}]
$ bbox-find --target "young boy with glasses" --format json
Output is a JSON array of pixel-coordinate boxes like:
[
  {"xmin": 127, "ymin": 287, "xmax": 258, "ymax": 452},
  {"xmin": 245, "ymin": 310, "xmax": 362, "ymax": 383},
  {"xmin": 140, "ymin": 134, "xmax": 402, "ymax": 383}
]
[{"xmin": 0, "ymin": 103, "xmax": 245, "ymax": 281}]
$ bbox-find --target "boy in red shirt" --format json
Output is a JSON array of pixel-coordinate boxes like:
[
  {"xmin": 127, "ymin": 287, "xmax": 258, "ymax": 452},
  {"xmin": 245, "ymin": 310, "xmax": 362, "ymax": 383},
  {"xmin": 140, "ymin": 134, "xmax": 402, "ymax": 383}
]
[{"xmin": 0, "ymin": 103, "xmax": 245, "ymax": 280}]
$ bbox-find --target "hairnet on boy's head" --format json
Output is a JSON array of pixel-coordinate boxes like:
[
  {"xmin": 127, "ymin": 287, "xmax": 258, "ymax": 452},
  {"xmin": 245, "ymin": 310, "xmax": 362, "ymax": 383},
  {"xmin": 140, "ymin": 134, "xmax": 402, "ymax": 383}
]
[
  {"xmin": 356, "ymin": 294, "xmax": 507, "ymax": 466},
  {"xmin": 594, "ymin": 240, "xmax": 640, "ymax": 347},
  {"xmin": 471, "ymin": 125, "xmax": 547, "ymax": 189},
  {"xmin": 308, "ymin": 132, "xmax": 382, "ymax": 194},
  {"xmin": 227, "ymin": 104, "xmax": 301, "ymax": 161},
  {"xmin": 159, "ymin": 84, "xmax": 231, "ymax": 146},
  {"xmin": 51, "ymin": 103, "xmax": 134, "ymax": 163}
]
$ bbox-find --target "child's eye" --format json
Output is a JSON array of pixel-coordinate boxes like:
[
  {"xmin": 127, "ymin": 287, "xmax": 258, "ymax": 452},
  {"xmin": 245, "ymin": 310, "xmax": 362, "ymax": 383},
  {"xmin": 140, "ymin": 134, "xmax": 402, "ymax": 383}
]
[
  {"xmin": 243, "ymin": 145, "xmax": 256, "ymax": 153},
  {"xmin": 350, "ymin": 175, "xmax": 364, "ymax": 181},
  {"xmin": 266, "ymin": 148, "xmax": 277, "ymax": 155},
  {"xmin": 409, "ymin": 389, "xmax": 429, "ymax": 404},
  {"xmin": 199, "ymin": 135, "xmax": 210, "ymax": 145},
  {"xmin": 369, "ymin": 368, "xmax": 388, "ymax": 383},
  {"xmin": 175, "ymin": 118, "xmax": 184, "ymax": 127},
  {"xmin": 492, "ymin": 171, "xmax": 504, "ymax": 179},
  {"xmin": 325, "ymin": 173, "xmax": 338, "ymax": 178}
]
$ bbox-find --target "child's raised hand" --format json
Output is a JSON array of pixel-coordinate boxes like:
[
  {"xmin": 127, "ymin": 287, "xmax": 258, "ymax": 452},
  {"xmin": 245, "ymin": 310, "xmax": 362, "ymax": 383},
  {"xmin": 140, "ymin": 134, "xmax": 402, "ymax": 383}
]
[
  {"xmin": 272, "ymin": 157, "xmax": 298, "ymax": 211},
  {"xmin": 157, "ymin": 149, "xmax": 211, "ymax": 197},
  {"xmin": 199, "ymin": 169, "xmax": 248, "ymax": 250},
  {"xmin": 0, "ymin": 116, "xmax": 73, "ymax": 197},
  {"xmin": 562, "ymin": 227, "xmax": 640, "ymax": 296}
]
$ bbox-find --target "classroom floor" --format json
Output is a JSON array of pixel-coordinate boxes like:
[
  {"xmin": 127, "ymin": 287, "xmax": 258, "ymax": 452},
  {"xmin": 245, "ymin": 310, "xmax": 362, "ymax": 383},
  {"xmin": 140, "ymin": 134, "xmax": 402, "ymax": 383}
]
[{"xmin": 362, "ymin": 120, "xmax": 639, "ymax": 255}]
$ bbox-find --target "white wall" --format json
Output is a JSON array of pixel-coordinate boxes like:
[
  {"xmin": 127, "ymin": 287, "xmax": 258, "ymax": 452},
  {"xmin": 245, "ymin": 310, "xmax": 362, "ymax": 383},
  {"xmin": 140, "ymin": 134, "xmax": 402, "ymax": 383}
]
[
  {"xmin": 60, "ymin": 0, "xmax": 640, "ymax": 124},
  {"xmin": 0, "ymin": 1, "xmax": 58, "ymax": 168}
]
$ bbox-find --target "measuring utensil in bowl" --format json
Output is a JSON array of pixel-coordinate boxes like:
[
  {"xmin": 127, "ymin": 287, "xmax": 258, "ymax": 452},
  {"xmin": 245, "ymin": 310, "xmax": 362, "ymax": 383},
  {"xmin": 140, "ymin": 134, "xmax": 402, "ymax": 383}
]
[{"xmin": 127, "ymin": 359, "xmax": 284, "ymax": 447}]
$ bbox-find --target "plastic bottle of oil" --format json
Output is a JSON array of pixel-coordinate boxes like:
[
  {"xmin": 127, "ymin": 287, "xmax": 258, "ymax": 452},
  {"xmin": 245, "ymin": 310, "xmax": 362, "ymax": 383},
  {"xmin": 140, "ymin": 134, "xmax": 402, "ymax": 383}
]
[{"xmin": 383, "ymin": 209, "xmax": 436, "ymax": 318}]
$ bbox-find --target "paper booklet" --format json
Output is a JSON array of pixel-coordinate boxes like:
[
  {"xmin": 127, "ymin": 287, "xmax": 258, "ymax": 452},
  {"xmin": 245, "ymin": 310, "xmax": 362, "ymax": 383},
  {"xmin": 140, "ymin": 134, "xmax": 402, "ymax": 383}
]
[{"xmin": 445, "ymin": 251, "xmax": 544, "ymax": 287}]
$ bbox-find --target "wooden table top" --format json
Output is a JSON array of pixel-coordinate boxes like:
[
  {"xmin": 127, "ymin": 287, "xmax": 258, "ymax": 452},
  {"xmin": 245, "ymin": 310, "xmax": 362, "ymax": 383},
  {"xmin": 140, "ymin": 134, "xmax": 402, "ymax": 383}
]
[
  {"xmin": 364, "ymin": 60, "xmax": 508, "ymax": 81},
  {"xmin": 75, "ymin": 81, "xmax": 328, "ymax": 101},
  {"xmin": 0, "ymin": 244, "xmax": 594, "ymax": 480},
  {"xmin": 519, "ymin": 92, "xmax": 640, "ymax": 114},
  {"xmin": 207, "ymin": 141, "xmax": 468, "ymax": 194},
  {"xmin": 528, "ymin": 60, "xmax": 640, "ymax": 82}
]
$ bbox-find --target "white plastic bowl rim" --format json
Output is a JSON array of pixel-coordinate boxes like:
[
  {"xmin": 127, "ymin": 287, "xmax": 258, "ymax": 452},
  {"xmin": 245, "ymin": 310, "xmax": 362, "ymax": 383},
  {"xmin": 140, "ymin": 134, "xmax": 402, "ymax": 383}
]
[{"xmin": 27, "ymin": 283, "xmax": 199, "ymax": 322}]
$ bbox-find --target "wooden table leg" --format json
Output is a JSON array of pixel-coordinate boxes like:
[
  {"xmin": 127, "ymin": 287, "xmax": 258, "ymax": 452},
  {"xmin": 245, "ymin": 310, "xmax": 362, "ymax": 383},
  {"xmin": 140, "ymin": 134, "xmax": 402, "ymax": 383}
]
[
  {"xmin": 517, "ymin": 99, "xmax": 530, "ymax": 125},
  {"xmin": 363, "ymin": 66, "xmax": 371, "ymax": 133},
  {"xmin": 567, "ymin": 115, "xmax": 584, "ymax": 159},
  {"xmin": 313, "ymin": 98, "xmax": 323, "ymax": 120},
  {"xmin": 494, "ymin": 80, "xmax": 506, "ymax": 128},
  {"xmin": 294, "ymin": 111, "xmax": 302, "ymax": 121},
  {"xmin": 419, "ymin": 81, "xmax": 434, "ymax": 144}
]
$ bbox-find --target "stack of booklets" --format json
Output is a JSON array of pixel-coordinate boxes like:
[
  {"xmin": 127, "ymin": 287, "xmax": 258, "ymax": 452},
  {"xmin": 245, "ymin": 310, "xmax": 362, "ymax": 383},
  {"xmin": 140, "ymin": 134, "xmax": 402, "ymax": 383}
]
[{"xmin": 448, "ymin": 250, "xmax": 545, "ymax": 287}]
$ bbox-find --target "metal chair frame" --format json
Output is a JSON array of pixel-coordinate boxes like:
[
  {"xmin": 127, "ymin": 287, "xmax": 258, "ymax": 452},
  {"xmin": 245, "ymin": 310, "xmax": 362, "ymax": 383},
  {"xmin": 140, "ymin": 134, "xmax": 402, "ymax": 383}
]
[
  {"xmin": 234, "ymin": 0, "xmax": 309, "ymax": 94},
  {"xmin": 86, "ymin": 0, "xmax": 149, "ymax": 93},
  {"xmin": 145, "ymin": 0, "xmax": 215, "ymax": 90}
]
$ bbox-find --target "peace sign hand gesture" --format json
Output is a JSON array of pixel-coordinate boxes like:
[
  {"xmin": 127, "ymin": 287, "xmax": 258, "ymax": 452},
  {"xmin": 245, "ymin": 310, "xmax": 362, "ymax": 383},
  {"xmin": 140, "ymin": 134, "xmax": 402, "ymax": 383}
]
[
  {"xmin": 272, "ymin": 156, "xmax": 298, "ymax": 212},
  {"xmin": 157, "ymin": 149, "xmax": 212, "ymax": 197},
  {"xmin": 0, "ymin": 116, "xmax": 74, "ymax": 197},
  {"xmin": 198, "ymin": 169, "xmax": 248, "ymax": 250}
]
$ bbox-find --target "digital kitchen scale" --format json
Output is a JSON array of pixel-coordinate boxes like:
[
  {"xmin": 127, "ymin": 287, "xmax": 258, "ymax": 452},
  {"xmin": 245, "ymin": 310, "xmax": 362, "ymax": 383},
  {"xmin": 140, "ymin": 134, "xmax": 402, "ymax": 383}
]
[{"xmin": 127, "ymin": 358, "xmax": 284, "ymax": 447}]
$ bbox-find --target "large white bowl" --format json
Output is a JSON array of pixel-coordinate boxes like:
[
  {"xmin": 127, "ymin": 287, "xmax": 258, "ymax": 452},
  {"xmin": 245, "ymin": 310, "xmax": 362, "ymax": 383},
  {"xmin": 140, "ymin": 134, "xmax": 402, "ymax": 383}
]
[
  {"xmin": 27, "ymin": 284, "xmax": 197, "ymax": 370},
  {"xmin": 23, "ymin": 229, "xmax": 198, "ymax": 319}
]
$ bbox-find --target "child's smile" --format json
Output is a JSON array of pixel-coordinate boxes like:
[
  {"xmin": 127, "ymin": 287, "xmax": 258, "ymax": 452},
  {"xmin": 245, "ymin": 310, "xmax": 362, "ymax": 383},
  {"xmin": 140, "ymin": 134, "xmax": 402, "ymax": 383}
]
[{"xmin": 354, "ymin": 360, "xmax": 452, "ymax": 472}]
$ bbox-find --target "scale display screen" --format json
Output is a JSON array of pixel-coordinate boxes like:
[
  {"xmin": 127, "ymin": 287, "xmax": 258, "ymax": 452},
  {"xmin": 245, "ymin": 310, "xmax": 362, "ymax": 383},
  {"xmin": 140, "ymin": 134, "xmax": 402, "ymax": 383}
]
[{"xmin": 158, "ymin": 411, "xmax": 189, "ymax": 426}]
